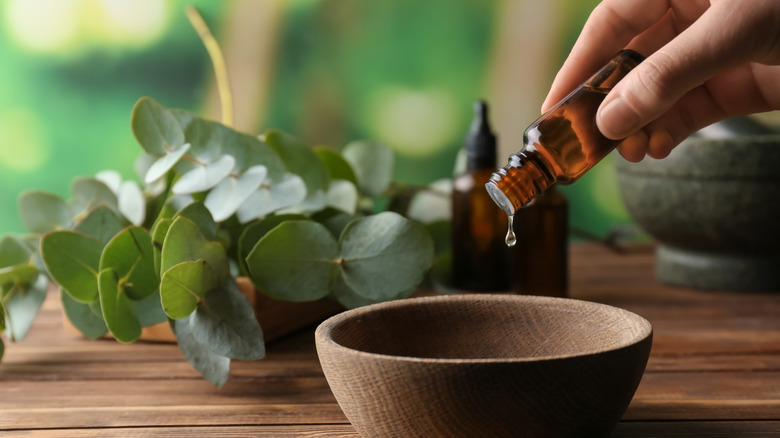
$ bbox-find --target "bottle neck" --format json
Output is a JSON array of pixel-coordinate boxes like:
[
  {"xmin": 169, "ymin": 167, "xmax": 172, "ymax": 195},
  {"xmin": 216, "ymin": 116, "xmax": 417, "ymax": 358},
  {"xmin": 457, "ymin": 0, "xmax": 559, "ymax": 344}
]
[{"xmin": 485, "ymin": 151, "xmax": 554, "ymax": 216}]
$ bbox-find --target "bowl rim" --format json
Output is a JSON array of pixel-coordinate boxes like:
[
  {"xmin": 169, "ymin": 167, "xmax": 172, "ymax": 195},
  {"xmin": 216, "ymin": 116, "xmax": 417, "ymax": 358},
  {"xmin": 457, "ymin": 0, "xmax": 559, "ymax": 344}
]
[{"xmin": 315, "ymin": 294, "xmax": 653, "ymax": 364}]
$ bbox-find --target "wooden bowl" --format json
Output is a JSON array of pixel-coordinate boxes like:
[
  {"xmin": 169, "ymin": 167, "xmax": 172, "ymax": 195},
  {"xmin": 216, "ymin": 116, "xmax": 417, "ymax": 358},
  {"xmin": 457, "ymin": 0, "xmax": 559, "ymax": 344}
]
[{"xmin": 316, "ymin": 294, "xmax": 652, "ymax": 438}]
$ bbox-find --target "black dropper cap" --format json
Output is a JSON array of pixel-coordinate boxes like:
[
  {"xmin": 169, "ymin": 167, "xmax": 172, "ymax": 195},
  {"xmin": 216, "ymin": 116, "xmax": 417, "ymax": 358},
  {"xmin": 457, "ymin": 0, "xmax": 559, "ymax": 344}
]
[{"xmin": 465, "ymin": 100, "xmax": 497, "ymax": 171}]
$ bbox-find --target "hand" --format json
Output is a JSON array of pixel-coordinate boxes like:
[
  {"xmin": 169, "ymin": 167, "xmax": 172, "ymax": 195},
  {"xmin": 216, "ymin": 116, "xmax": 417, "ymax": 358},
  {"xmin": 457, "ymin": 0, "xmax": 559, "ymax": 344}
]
[{"xmin": 541, "ymin": 0, "xmax": 780, "ymax": 162}]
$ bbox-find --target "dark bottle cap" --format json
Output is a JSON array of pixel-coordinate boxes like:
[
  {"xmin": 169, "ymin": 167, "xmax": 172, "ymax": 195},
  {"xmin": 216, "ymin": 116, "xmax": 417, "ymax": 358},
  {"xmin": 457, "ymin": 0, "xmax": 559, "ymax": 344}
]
[{"xmin": 466, "ymin": 100, "xmax": 497, "ymax": 170}]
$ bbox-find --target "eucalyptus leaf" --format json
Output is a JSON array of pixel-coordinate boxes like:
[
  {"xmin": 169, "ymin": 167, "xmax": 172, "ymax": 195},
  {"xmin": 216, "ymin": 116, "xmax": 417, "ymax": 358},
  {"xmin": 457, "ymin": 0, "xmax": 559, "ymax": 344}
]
[
  {"xmin": 41, "ymin": 231, "xmax": 103, "ymax": 302},
  {"xmin": 236, "ymin": 214, "xmax": 307, "ymax": 276},
  {"xmin": 172, "ymin": 155, "xmax": 236, "ymax": 195},
  {"xmin": 236, "ymin": 173, "xmax": 306, "ymax": 223},
  {"xmin": 339, "ymin": 212, "xmax": 434, "ymax": 300},
  {"xmin": 161, "ymin": 217, "xmax": 229, "ymax": 286},
  {"xmin": 223, "ymin": 129, "xmax": 285, "ymax": 180},
  {"xmin": 117, "ymin": 181, "xmax": 146, "ymax": 226},
  {"xmin": 190, "ymin": 280, "xmax": 265, "ymax": 360},
  {"xmin": 172, "ymin": 316, "xmax": 230, "ymax": 388},
  {"xmin": 175, "ymin": 202, "xmax": 217, "ymax": 240},
  {"xmin": 342, "ymin": 141, "xmax": 394, "ymax": 197},
  {"xmin": 314, "ymin": 146, "xmax": 358, "ymax": 185},
  {"xmin": 406, "ymin": 178, "xmax": 452, "ymax": 224},
  {"xmin": 131, "ymin": 97, "xmax": 186, "ymax": 156},
  {"xmin": 311, "ymin": 208, "xmax": 355, "ymax": 238},
  {"xmin": 204, "ymin": 165, "xmax": 267, "ymax": 222},
  {"xmin": 98, "ymin": 268, "xmax": 141, "ymax": 343},
  {"xmin": 264, "ymin": 130, "xmax": 329, "ymax": 198},
  {"xmin": 95, "ymin": 170, "xmax": 122, "ymax": 193},
  {"xmin": 180, "ymin": 117, "xmax": 224, "ymax": 162},
  {"xmin": 61, "ymin": 291, "xmax": 108, "ymax": 339},
  {"xmin": 150, "ymin": 217, "xmax": 172, "ymax": 278},
  {"xmin": 19, "ymin": 191, "xmax": 72, "ymax": 233},
  {"xmin": 0, "ymin": 235, "xmax": 33, "ymax": 267},
  {"xmin": 99, "ymin": 227, "xmax": 157, "ymax": 301},
  {"xmin": 135, "ymin": 289, "xmax": 168, "ymax": 327},
  {"xmin": 326, "ymin": 180, "xmax": 358, "ymax": 215},
  {"xmin": 145, "ymin": 142, "xmax": 191, "ymax": 184},
  {"xmin": 160, "ymin": 260, "xmax": 216, "ymax": 319},
  {"xmin": 74, "ymin": 206, "xmax": 126, "ymax": 245},
  {"xmin": 246, "ymin": 221, "xmax": 338, "ymax": 302},
  {"xmin": 331, "ymin": 272, "xmax": 415, "ymax": 309},
  {"xmin": 3, "ymin": 274, "xmax": 47, "ymax": 342},
  {"xmin": 71, "ymin": 177, "xmax": 119, "ymax": 215},
  {"xmin": 0, "ymin": 264, "xmax": 39, "ymax": 288},
  {"xmin": 278, "ymin": 189, "xmax": 326, "ymax": 215}
]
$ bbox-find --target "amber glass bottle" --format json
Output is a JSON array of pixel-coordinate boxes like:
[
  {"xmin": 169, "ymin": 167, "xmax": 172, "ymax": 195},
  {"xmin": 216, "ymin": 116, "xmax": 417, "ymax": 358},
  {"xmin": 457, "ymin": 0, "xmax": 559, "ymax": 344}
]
[
  {"xmin": 513, "ymin": 186, "xmax": 568, "ymax": 297},
  {"xmin": 485, "ymin": 50, "xmax": 644, "ymax": 217},
  {"xmin": 451, "ymin": 101, "xmax": 511, "ymax": 292}
]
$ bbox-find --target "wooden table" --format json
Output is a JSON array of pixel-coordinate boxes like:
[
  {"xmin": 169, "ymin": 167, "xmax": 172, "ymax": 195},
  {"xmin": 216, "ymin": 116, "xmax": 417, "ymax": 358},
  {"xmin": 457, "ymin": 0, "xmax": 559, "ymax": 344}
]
[{"xmin": 2, "ymin": 243, "xmax": 779, "ymax": 437}]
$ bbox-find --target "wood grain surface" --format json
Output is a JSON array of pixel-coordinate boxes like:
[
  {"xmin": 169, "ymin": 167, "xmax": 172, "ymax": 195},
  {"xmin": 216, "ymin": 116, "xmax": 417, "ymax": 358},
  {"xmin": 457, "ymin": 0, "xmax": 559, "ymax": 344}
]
[{"xmin": 2, "ymin": 243, "xmax": 779, "ymax": 437}]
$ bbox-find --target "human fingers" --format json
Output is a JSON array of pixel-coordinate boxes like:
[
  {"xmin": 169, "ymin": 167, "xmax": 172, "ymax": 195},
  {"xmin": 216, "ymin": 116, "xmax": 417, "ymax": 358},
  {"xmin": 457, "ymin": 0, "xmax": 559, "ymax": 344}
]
[
  {"xmin": 596, "ymin": 1, "xmax": 780, "ymax": 140},
  {"xmin": 541, "ymin": 0, "xmax": 676, "ymax": 113},
  {"xmin": 616, "ymin": 130, "xmax": 649, "ymax": 162}
]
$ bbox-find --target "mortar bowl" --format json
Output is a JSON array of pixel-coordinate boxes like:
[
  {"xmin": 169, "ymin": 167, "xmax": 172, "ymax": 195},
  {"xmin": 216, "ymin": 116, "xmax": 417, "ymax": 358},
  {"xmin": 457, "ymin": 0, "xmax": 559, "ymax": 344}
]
[{"xmin": 315, "ymin": 294, "xmax": 652, "ymax": 438}]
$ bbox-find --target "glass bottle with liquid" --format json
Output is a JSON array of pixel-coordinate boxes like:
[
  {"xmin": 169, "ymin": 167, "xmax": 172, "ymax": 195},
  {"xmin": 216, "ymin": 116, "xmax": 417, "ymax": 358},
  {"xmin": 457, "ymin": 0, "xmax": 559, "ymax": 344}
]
[
  {"xmin": 513, "ymin": 186, "xmax": 568, "ymax": 297},
  {"xmin": 451, "ymin": 101, "xmax": 511, "ymax": 292},
  {"xmin": 485, "ymin": 50, "xmax": 644, "ymax": 236}
]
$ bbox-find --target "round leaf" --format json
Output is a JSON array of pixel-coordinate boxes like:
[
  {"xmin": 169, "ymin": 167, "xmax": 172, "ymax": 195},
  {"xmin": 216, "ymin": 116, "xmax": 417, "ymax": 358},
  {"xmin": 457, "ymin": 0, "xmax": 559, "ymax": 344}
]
[
  {"xmin": 342, "ymin": 141, "xmax": 394, "ymax": 197},
  {"xmin": 172, "ymin": 315, "xmax": 230, "ymax": 388},
  {"xmin": 117, "ymin": 181, "xmax": 146, "ymax": 226},
  {"xmin": 264, "ymin": 130, "xmax": 329, "ymax": 198},
  {"xmin": 326, "ymin": 180, "xmax": 358, "ymax": 215},
  {"xmin": 175, "ymin": 202, "xmax": 217, "ymax": 240},
  {"xmin": 236, "ymin": 173, "xmax": 306, "ymax": 223},
  {"xmin": 246, "ymin": 221, "xmax": 339, "ymax": 302},
  {"xmin": 314, "ymin": 146, "xmax": 358, "ymax": 185},
  {"xmin": 131, "ymin": 97, "xmax": 186, "ymax": 155},
  {"xmin": 189, "ymin": 280, "xmax": 265, "ymax": 360},
  {"xmin": 172, "ymin": 155, "xmax": 236, "ymax": 195},
  {"xmin": 3, "ymin": 274, "xmax": 47, "ymax": 341},
  {"xmin": 98, "ymin": 268, "xmax": 141, "ymax": 343},
  {"xmin": 61, "ymin": 291, "xmax": 108, "ymax": 339},
  {"xmin": 339, "ymin": 212, "xmax": 434, "ymax": 300},
  {"xmin": 204, "ymin": 165, "xmax": 267, "ymax": 222},
  {"xmin": 0, "ymin": 235, "xmax": 33, "ymax": 267},
  {"xmin": 161, "ymin": 217, "xmax": 229, "ymax": 286},
  {"xmin": 236, "ymin": 214, "xmax": 308, "ymax": 276},
  {"xmin": 99, "ymin": 227, "xmax": 158, "ymax": 301},
  {"xmin": 41, "ymin": 231, "xmax": 103, "ymax": 302},
  {"xmin": 134, "ymin": 290, "xmax": 168, "ymax": 327},
  {"xmin": 161, "ymin": 260, "xmax": 216, "ymax": 319},
  {"xmin": 19, "ymin": 191, "xmax": 72, "ymax": 234},
  {"xmin": 74, "ymin": 206, "xmax": 126, "ymax": 246},
  {"xmin": 144, "ymin": 142, "xmax": 191, "ymax": 184}
]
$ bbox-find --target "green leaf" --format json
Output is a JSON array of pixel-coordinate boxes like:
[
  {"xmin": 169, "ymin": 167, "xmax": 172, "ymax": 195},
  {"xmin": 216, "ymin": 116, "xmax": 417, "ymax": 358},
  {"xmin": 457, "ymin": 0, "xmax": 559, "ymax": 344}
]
[
  {"xmin": 41, "ymin": 231, "xmax": 103, "ymax": 302},
  {"xmin": 0, "ymin": 235, "xmax": 34, "ymax": 267},
  {"xmin": 172, "ymin": 316, "xmax": 230, "ymax": 388},
  {"xmin": 144, "ymin": 142, "xmax": 191, "ymax": 184},
  {"xmin": 151, "ymin": 217, "xmax": 171, "ymax": 279},
  {"xmin": 225, "ymin": 129, "xmax": 285, "ymax": 180},
  {"xmin": 99, "ymin": 227, "xmax": 158, "ymax": 301},
  {"xmin": 339, "ymin": 212, "xmax": 434, "ymax": 300},
  {"xmin": 131, "ymin": 97, "xmax": 186, "ymax": 156},
  {"xmin": 326, "ymin": 180, "xmax": 358, "ymax": 214},
  {"xmin": 236, "ymin": 173, "xmax": 307, "ymax": 223},
  {"xmin": 264, "ymin": 130, "xmax": 329, "ymax": 197},
  {"xmin": 161, "ymin": 217, "xmax": 229, "ymax": 285},
  {"xmin": 61, "ymin": 291, "xmax": 108, "ymax": 339},
  {"xmin": 19, "ymin": 191, "xmax": 72, "ymax": 233},
  {"xmin": 74, "ymin": 206, "xmax": 126, "ymax": 246},
  {"xmin": 190, "ymin": 280, "xmax": 265, "ymax": 360},
  {"xmin": 246, "ymin": 221, "xmax": 338, "ymax": 302},
  {"xmin": 98, "ymin": 268, "xmax": 141, "ymax": 343},
  {"xmin": 314, "ymin": 146, "xmax": 358, "ymax": 185},
  {"xmin": 204, "ymin": 165, "xmax": 268, "ymax": 222},
  {"xmin": 175, "ymin": 202, "xmax": 216, "ymax": 240},
  {"xmin": 331, "ymin": 272, "xmax": 414, "ymax": 309},
  {"xmin": 117, "ymin": 181, "xmax": 146, "ymax": 226},
  {"xmin": 2, "ymin": 274, "xmax": 47, "ymax": 341},
  {"xmin": 0, "ymin": 264, "xmax": 39, "ymax": 289},
  {"xmin": 236, "ymin": 214, "xmax": 307, "ymax": 276},
  {"xmin": 135, "ymin": 290, "xmax": 168, "ymax": 327},
  {"xmin": 312, "ymin": 208, "xmax": 355, "ymax": 237},
  {"xmin": 71, "ymin": 178, "xmax": 119, "ymax": 216},
  {"xmin": 160, "ymin": 260, "xmax": 216, "ymax": 319},
  {"xmin": 342, "ymin": 141, "xmax": 394, "ymax": 197},
  {"xmin": 172, "ymin": 155, "xmax": 236, "ymax": 195}
]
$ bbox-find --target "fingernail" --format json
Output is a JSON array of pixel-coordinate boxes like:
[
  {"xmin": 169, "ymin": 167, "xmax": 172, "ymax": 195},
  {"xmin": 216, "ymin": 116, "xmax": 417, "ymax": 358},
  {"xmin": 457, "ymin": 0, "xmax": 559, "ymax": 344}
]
[{"xmin": 598, "ymin": 97, "xmax": 641, "ymax": 139}]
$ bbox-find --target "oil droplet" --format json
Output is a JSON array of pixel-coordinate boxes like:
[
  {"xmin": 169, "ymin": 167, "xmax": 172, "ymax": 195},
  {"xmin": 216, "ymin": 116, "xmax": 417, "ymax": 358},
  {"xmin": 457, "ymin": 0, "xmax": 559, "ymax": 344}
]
[{"xmin": 505, "ymin": 214, "xmax": 516, "ymax": 247}]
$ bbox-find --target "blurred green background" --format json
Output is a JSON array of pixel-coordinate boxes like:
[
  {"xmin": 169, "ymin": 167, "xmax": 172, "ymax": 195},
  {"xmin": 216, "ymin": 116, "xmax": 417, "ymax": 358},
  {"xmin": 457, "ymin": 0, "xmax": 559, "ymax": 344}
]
[{"xmin": 0, "ymin": 0, "xmax": 634, "ymax": 238}]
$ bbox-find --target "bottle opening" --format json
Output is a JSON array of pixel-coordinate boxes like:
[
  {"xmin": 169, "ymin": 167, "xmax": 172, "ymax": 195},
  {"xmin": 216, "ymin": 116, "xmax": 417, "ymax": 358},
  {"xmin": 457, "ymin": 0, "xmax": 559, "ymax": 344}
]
[{"xmin": 485, "ymin": 181, "xmax": 515, "ymax": 216}]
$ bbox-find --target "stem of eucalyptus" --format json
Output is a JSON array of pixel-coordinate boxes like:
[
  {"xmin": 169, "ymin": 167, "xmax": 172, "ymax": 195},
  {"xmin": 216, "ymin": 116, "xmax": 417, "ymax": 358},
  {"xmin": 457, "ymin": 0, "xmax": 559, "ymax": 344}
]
[{"xmin": 186, "ymin": 5, "xmax": 234, "ymax": 128}]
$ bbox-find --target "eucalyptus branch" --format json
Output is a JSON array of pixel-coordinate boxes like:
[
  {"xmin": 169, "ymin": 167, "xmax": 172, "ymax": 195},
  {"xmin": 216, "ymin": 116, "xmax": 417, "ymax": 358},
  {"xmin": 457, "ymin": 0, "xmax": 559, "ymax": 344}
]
[{"xmin": 186, "ymin": 5, "xmax": 234, "ymax": 128}]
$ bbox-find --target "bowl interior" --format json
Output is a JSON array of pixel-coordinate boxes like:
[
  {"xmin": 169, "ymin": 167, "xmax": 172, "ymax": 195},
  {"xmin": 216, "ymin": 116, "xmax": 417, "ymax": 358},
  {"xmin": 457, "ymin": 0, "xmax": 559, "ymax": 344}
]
[{"xmin": 327, "ymin": 295, "xmax": 651, "ymax": 361}]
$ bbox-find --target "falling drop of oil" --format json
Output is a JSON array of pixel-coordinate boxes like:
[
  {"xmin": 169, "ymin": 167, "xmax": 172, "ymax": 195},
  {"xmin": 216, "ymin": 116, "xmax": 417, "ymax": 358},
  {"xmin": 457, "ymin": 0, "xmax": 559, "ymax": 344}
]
[{"xmin": 505, "ymin": 214, "xmax": 516, "ymax": 247}]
